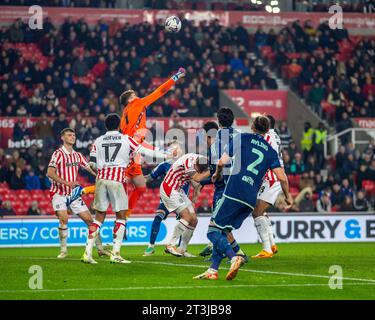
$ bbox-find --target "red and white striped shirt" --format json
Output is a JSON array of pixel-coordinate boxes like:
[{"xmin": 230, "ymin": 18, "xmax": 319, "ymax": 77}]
[
  {"xmin": 91, "ymin": 131, "xmax": 140, "ymax": 183},
  {"xmin": 264, "ymin": 129, "xmax": 283, "ymax": 183},
  {"xmin": 48, "ymin": 146, "xmax": 89, "ymax": 196},
  {"xmin": 162, "ymin": 153, "xmax": 199, "ymax": 196}
]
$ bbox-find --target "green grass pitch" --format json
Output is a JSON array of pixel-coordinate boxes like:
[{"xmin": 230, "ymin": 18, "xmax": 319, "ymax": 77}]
[{"xmin": 0, "ymin": 243, "xmax": 375, "ymax": 300}]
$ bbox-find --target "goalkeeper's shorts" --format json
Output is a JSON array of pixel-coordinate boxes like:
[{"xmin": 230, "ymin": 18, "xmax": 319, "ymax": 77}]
[{"xmin": 126, "ymin": 162, "xmax": 143, "ymax": 178}]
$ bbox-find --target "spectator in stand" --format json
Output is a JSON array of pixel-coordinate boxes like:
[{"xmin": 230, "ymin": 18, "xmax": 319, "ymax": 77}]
[
  {"xmin": 354, "ymin": 190, "xmax": 370, "ymax": 212},
  {"xmin": 298, "ymin": 192, "xmax": 315, "ymax": 212},
  {"xmin": 27, "ymin": 201, "xmax": 42, "ymax": 216},
  {"xmin": 340, "ymin": 195, "xmax": 355, "ymax": 212},
  {"xmin": 282, "ymin": 151, "xmax": 292, "ymax": 175},
  {"xmin": 197, "ymin": 198, "xmax": 211, "ymax": 214},
  {"xmin": 341, "ymin": 153, "xmax": 358, "ymax": 179},
  {"xmin": 290, "ymin": 152, "xmax": 305, "ymax": 175},
  {"xmin": 277, "ymin": 121, "xmax": 292, "ymax": 149},
  {"xmin": 0, "ymin": 200, "xmax": 15, "ymax": 217},
  {"xmin": 317, "ymin": 192, "xmax": 332, "ymax": 213},
  {"xmin": 313, "ymin": 174, "xmax": 325, "ymax": 194},
  {"xmin": 336, "ymin": 112, "xmax": 353, "ymax": 145},
  {"xmin": 9, "ymin": 167, "xmax": 25, "ymax": 190},
  {"xmin": 305, "ymin": 155, "xmax": 319, "ymax": 173},
  {"xmin": 313, "ymin": 122, "xmax": 327, "ymax": 168},
  {"xmin": 341, "ymin": 178, "xmax": 354, "ymax": 199},
  {"xmin": 301, "ymin": 122, "xmax": 314, "ymax": 162},
  {"xmin": 286, "ymin": 140, "xmax": 299, "ymax": 159},
  {"xmin": 307, "ymin": 80, "xmax": 326, "ymax": 115},
  {"xmin": 331, "ymin": 182, "xmax": 344, "ymax": 209},
  {"xmin": 25, "ymin": 169, "xmax": 41, "ymax": 190},
  {"xmin": 35, "ymin": 113, "xmax": 55, "ymax": 149},
  {"xmin": 52, "ymin": 113, "xmax": 69, "ymax": 142}
]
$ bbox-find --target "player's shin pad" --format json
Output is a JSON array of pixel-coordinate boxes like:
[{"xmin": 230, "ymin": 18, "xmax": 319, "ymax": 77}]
[
  {"xmin": 179, "ymin": 225, "xmax": 195, "ymax": 252},
  {"xmin": 113, "ymin": 220, "xmax": 126, "ymax": 255}
]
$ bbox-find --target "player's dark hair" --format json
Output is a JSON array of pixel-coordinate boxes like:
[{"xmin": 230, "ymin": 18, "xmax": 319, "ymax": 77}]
[
  {"xmin": 119, "ymin": 90, "xmax": 135, "ymax": 106},
  {"xmin": 266, "ymin": 114, "xmax": 275, "ymax": 129},
  {"xmin": 60, "ymin": 128, "xmax": 75, "ymax": 136},
  {"xmin": 105, "ymin": 113, "xmax": 121, "ymax": 131},
  {"xmin": 195, "ymin": 156, "xmax": 209, "ymax": 173},
  {"xmin": 217, "ymin": 107, "xmax": 234, "ymax": 128},
  {"xmin": 253, "ymin": 116, "xmax": 270, "ymax": 135},
  {"xmin": 203, "ymin": 121, "xmax": 219, "ymax": 137}
]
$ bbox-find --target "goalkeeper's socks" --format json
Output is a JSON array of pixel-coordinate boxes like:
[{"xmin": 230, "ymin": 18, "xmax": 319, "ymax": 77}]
[
  {"xmin": 86, "ymin": 220, "xmax": 101, "ymax": 257},
  {"xmin": 58, "ymin": 224, "xmax": 68, "ymax": 253},
  {"xmin": 128, "ymin": 186, "xmax": 147, "ymax": 210},
  {"xmin": 265, "ymin": 215, "xmax": 276, "ymax": 247},
  {"xmin": 82, "ymin": 185, "xmax": 95, "ymax": 195},
  {"xmin": 169, "ymin": 219, "xmax": 189, "ymax": 247},
  {"xmin": 254, "ymin": 216, "xmax": 272, "ymax": 253},
  {"xmin": 179, "ymin": 225, "xmax": 195, "ymax": 252},
  {"xmin": 113, "ymin": 220, "xmax": 126, "ymax": 255},
  {"xmin": 150, "ymin": 215, "xmax": 163, "ymax": 245}
]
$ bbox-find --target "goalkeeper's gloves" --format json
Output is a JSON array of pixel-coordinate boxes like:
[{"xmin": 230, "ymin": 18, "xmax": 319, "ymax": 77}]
[{"xmin": 171, "ymin": 67, "xmax": 186, "ymax": 81}]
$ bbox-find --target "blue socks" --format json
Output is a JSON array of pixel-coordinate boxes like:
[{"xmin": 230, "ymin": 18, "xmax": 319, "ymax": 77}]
[
  {"xmin": 207, "ymin": 230, "xmax": 236, "ymax": 269},
  {"xmin": 231, "ymin": 240, "xmax": 240, "ymax": 253},
  {"xmin": 150, "ymin": 214, "xmax": 163, "ymax": 245}
]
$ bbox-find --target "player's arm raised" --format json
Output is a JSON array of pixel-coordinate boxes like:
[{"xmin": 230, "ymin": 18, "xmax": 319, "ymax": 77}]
[
  {"xmin": 141, "ymin": 68, "xmax": 186, "ymax": 107},
  {"xmin": 272, "ymin": 167, "xmax": 293, "ymax": 207}
]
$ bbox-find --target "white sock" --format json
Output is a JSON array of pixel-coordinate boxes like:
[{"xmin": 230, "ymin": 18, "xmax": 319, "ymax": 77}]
[
  {"xmin": 148, "ymin": 244, "xmax": 155, "ymax": 248},
  {"xmin": 178, "ymin": 226, "xmax": 195, "ymax": 252},
  {"xmin": 169, "ymin": 219, "xmax": 189, "ymax": 246},
  {"xmin": 58, "ymin": 224, "xmax": 68, "ymax": 253},
  {"xmin": 265, "ymin": 215, "xmax": 276, "ymax": 247},
  {"xmin": 112, "ymin": 219, "xmax": 126, "ymax": 255},
  {"xmin": 254, "ymin": 216, "xmax": 272, "ymax": 253},
  {"xmin": 86, "ymin": 220, "xmax": 102, "ymax": 258}
]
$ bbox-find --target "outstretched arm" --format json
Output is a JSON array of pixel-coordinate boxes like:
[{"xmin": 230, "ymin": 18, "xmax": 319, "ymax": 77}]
[{"xmin": 141, "ymin": 68, "xmax": 186, "ymax": 107}]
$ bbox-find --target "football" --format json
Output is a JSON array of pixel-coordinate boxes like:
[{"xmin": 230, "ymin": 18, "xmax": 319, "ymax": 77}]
[{"xmin": 165, "ymin": 16, "xmax": 182, "ymax": 33}]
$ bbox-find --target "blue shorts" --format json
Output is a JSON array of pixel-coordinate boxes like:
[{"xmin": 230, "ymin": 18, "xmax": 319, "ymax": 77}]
[
  {"xmin": 211, "ymin": 196, "xmax": 253, "ymax": 231},
  {"xmin": 212, "ymin": 186, "xmax": 225, "ymax": 211}
]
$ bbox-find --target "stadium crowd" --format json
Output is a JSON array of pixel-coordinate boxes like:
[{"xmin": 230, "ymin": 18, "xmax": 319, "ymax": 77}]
[
  {"xmin": 0, "ymin": 17, "xmax": 374, "ymax": 216},
  {"xmin": 1, "ymin": 18, "xmax": 278, "ymax": 120},
  {"xmin": 258, "ymin": 20, "xmax": 375, "ymax": 126}
]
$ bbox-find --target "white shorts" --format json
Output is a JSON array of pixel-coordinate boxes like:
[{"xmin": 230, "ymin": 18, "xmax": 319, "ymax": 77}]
[
  {"xmin": 52, "ymin": 193, "xmax": 88, "ymax": 215},
  {"xmin": 257, "ymin": 180, "xmax": 282, "ymax": 205},
  {"xmin": 93, "ymin": 179, "xmax": 128, "ymax": 212},
  {"xmin": 160, "ymin": 185, "xmax": 194, "ymax": 215}
]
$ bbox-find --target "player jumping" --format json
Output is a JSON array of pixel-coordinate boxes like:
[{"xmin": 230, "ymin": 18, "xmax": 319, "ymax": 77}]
[
  {"xmin": 81, "ymin": 114, "xmax": 171, "ymax": 264},
  {"xmin": 194, "ymin": 116, "xmax": 293, "ymax": 280},
  {"xmin": 161, "ymin": 153, "xmax": 210, "ymax": 257},
  {"xmin": 47, "ymin": 128, "xmax": 110, "ymax": 259},
  {"xmin": 252, "ymin": 115, "xmax": 286, "ymax": 259},
  {"xmin": 67, "ymin": 68, "xmax": 187, "ymax": 216}
]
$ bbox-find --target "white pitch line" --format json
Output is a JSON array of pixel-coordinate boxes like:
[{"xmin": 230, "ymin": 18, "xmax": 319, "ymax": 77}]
[
  {"xmin": 3, "ymin": 256, "xmax": 375, "ymax": 284},
  {"xmin": 1, "ymin": 283, "xmax": 375, "ymax": 294}
]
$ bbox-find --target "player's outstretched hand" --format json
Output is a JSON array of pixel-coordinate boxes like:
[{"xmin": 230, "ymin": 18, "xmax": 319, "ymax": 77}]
[{"xmin": 171, "ymin": 67, "xmax": 186, "ymax": 81}]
